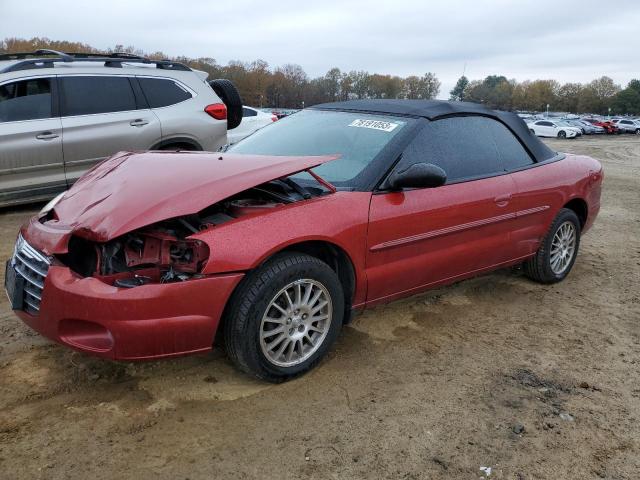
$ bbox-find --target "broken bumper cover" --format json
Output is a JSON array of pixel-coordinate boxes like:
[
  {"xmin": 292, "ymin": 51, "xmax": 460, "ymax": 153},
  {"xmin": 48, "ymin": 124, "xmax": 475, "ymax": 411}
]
[{"xmin": 15, "ymin": 266, "xmax": 244, "ymax": 360}]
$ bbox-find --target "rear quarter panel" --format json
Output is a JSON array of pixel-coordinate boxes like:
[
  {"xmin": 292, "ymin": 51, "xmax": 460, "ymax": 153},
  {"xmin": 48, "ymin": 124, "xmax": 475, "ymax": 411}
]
[{"xmin": 510, "ymin": 154, "xmax": 602, "ymax": 256}]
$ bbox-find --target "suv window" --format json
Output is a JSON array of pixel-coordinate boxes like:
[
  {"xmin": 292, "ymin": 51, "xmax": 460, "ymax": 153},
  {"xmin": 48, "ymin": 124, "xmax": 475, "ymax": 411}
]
[
  {"xmin": 242, "ymin": 107, "xmax": 258, "ymax": 117},
  {"xmin": 60, "ymin": 76, "xmax": 136, "ymax": 116},
  {"xmin": 138, "ymin": 77, "xmax": 192, "ymax": 108},
  {"xmin": 0, "ymin": 78, "xmax": 52, "ymax": 122},
  {"xmin": 396, "ymin": 116, "xmax": 505, "ymax": 183},
  {"xmin": 621, "ymin": 120, "xmax": 632, "ymax": 125}
]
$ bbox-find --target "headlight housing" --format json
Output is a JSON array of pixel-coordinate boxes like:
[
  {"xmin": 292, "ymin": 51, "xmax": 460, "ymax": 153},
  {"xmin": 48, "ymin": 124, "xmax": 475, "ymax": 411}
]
[{"xmin": 39, "ymin": 191, "xmax": 67, "ymax": 218}]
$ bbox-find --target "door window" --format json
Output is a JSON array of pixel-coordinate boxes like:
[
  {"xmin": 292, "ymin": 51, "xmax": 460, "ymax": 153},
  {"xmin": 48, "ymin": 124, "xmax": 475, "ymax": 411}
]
[
  {"xmin": 242, "ymin": 107, "xmax": 258, "ymax": 117},
  {"xmin": 485, "ymin": 119, "xmax": 534, "ymax": 170},
  {"xmin": 395, "ymin": 116, "xmax": 506, "ymax": 183},
  {"xmin": 138, "ymin": 77, "xmax": 192, "ymax": 108},
  {"xmin": 0, "ymin": 78, "xmax": 52, "ymax": 122},
  {"xmin": 60, "ymin": 76, "xmax": 137, "ymax": 116}
]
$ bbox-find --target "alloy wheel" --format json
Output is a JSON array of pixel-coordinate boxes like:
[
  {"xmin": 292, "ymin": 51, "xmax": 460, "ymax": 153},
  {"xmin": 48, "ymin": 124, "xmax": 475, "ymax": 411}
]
[
  {"xmin": 550, "ymin": 221, "xmax": 577, "ymax": 275},
  {"xmin": 259, "ymin": 279, "xmax": 332, "ymax": 367}
]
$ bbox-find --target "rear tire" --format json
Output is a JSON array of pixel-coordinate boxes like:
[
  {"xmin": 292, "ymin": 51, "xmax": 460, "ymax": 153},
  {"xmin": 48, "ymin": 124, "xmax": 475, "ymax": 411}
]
[
  {"xmin": 523, "ymin": 208, "xmax": 581, "ymax": 284},
  {"xmin": 223, "ymin": 253, "xmax": 344, "ymax": 382},
  {"xmin": 209, "ymin": 79, "xmax": 243, "ymax": 130}
]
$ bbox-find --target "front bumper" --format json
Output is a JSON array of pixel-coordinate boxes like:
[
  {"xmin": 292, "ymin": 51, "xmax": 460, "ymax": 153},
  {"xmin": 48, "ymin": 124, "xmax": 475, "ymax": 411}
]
[{"xmin": 8, "ymin": 225, "xmax": 244, "ymax": 360}]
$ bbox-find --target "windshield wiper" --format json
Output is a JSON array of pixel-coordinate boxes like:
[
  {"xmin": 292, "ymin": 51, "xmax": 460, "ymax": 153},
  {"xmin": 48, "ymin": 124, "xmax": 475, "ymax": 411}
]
[{"xmin": 280, "ymin": 177, "xmax": 311, "ymax": 199}]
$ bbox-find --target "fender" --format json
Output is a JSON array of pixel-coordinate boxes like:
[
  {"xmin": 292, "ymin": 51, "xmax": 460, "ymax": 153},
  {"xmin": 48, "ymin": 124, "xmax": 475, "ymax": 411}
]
[{"xmin": 151, "ymin": 137, "xmax": 203, "ymax": 151}]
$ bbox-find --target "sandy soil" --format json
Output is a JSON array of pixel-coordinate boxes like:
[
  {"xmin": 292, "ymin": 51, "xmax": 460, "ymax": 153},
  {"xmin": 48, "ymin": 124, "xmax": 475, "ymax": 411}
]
[{"xmin": 0, "ymin": 136, "xmax": 638, "ymax": 479}]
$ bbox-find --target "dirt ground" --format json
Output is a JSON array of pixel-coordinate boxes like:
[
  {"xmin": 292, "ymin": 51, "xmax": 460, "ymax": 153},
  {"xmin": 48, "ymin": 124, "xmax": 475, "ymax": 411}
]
[{"xmin": 0, "ymin": 136, "xmax": 638, "ymax": 479}]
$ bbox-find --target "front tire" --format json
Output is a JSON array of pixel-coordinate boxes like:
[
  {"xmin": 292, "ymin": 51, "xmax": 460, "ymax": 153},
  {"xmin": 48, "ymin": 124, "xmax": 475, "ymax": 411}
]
[
  {"xmin": 558, "ymin": 130, "xmax": 567, "ymax": 138},
  {"xmin": 523, "ymin": 208, "xmax": 581, "ymax": 284},
  {"xmin": 223, "ymin": 253, "xmax": 344, "ymax": 382}
]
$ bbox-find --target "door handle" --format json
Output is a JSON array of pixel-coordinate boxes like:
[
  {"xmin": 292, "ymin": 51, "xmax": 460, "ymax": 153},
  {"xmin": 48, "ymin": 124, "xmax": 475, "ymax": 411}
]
[
  {"xmin": 494, "ymin": 194, "xmax": 512, "ymax": 207},
  {"xmin": 130, "ymin": 119, "xmax": 149, "ymax": 127},
  {"xmin": 36, "ymin": 132, "xmax": 59, "ymax": 140}
]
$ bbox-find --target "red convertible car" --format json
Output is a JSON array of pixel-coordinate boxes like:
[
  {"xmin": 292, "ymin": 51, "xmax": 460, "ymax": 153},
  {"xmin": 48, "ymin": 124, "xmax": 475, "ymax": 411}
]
[{"xmin": 5, "ymin": 100, "xmax": 603, "ymax": 382}]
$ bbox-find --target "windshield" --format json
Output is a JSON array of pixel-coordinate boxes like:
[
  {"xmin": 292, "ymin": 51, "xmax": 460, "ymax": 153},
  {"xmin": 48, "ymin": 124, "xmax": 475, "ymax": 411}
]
[{"xmin": 229, "ymin": 109, "xmax": 408, "ymax": 187}]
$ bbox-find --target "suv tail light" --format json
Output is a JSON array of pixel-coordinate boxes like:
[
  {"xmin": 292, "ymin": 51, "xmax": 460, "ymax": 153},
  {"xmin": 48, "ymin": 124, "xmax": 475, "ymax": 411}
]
[
  {"xmin": 205, "ymin": 103, "xmax": 227, "ymax": 120},
  {"xmin": 271, "ymin": 115, "xmax": 278, "ymax": 122}
]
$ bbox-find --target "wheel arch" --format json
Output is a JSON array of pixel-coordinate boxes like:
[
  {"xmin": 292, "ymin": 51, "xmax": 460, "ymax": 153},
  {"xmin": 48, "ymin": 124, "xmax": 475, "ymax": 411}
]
[
  {"xmin": 266, "ymin": 240, "xmax": 357, "ymax": 324},
  {"xmin": 563, "ymin": 197, "xmax": 588, "ymax": 229},
  {"xmin": 151, "ymin": 137, "xmax": 203, "ymax": 151}
]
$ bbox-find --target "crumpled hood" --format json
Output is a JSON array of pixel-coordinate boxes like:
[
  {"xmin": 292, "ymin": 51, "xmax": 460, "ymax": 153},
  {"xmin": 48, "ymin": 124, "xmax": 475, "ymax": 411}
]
[{"xmin": 49, "ymin": 151, "xmax": 336, "ymax": 242}]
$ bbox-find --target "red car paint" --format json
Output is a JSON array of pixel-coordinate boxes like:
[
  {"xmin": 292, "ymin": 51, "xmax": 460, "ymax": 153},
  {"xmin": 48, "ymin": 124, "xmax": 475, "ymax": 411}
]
[
  {"xmin": 584, "ymin": 118, "xmax": 619, "ymax": 134},
  {"xmin": 14, "ymin": 150, "xmax": 602, "ymax": 360}
]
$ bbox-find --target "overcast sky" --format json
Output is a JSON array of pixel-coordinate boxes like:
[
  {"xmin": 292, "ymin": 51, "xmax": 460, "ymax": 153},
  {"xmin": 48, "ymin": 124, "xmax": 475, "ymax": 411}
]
[{"xmin": 3, "ymin": 0, "xmax": 639, "ymax": 99}]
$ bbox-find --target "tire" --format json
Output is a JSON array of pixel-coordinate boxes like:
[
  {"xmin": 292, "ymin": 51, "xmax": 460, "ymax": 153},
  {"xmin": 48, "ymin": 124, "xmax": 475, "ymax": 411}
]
[
  {"xmin": 529, "ymin": 129, "xmax": 536, "ymax": 135},
  {"xmin": 223, "ymin": 252, "xmax": 344, "ymax": 382},
  {"xmin": 209, "ymin": 79, "xmax": 243, "ymax": 130},
  {"xmin": 635, "ymin": 129, "xmax": 640, "ymax": 135},
  {"xmin": 523, "ymin": 208, "xmax": 581, "ymax": 284},
  {"xmin": 557, "ymin": 130, "xmax": 567, "ymax": 139}
]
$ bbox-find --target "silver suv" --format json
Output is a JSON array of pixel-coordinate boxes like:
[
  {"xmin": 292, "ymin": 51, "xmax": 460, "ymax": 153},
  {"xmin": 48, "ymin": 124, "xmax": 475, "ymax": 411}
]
[
  {"xmin": 611, "ymin": 118, "xmax": 640, "ymax": 134},
  {"xmin": 0, "ymin": 50, "xmax": 243, "ymax": 207}
]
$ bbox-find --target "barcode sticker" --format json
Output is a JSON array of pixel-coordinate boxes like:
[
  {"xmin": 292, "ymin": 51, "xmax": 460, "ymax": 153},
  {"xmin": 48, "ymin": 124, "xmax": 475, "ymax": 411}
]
[{"xmin": 348, "ymin": 119, "xmax": 399, "ymax": 132}]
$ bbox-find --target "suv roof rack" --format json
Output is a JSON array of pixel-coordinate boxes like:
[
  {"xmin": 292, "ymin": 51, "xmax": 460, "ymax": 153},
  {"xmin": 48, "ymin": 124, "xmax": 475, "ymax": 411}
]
[{"xmin": 0, "ymin": 50, "xmax": 192, "ymax": 73}]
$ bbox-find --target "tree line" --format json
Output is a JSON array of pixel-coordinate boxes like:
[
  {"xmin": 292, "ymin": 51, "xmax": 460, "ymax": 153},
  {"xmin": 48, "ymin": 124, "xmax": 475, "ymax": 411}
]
[{"xmin": 2, "ymin": 37, "xmax": 639, "ymax": 115}]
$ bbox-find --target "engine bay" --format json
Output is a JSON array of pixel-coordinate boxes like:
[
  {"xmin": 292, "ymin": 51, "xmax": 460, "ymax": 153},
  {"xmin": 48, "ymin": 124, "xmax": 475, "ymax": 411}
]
[{"xmin": 56, "ymin": 178, "xmax": 328, "ymax": 287}]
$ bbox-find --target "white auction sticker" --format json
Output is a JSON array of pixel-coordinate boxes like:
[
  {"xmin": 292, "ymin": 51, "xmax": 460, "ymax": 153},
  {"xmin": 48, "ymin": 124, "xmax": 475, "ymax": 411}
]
[{"xmin": 348, "ymin": 119, "xmax": 399, "ymax": 132}]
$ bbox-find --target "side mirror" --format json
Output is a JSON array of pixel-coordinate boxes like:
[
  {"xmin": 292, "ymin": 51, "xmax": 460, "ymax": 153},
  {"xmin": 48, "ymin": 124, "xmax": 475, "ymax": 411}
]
[{"xmin": 387, "ymin": 162, "xmax": 447, "ymax": 190}]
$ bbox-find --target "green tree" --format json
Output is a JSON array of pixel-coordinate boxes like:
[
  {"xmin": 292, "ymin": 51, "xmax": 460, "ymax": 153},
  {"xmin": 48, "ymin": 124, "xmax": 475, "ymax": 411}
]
[{"xmin": 449, "ymin": 75, "xmax": 469, "ymax": 101}]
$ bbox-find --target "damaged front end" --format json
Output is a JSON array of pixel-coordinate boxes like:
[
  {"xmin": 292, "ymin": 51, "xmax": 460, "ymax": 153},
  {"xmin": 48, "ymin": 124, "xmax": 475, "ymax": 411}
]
[{"xmin": 52, "ymin": 172, "xmax": 333, "ymax": 288}]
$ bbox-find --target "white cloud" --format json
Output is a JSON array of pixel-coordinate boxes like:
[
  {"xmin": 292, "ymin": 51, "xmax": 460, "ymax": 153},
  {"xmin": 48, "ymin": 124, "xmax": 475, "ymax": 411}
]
[{"xmin": 3, "ymin": 0, "xmax": 639, "ymax": 98}]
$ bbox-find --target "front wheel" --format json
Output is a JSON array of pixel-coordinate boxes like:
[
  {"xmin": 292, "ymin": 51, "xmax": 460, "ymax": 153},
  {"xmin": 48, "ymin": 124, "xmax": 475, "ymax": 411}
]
[
  {"xmin": 523, "ymin": 208, "xmax": 581, "ymax": 284},
  {"xmin": 635, "ymin": 129, "xmax": 640, "ymax": 135},
  {"xmin": 558, "ymin": 130, "xmax": 567, "ymax": 138},
  {"xmin": 223, "ymin": 253, "xmax": 344, "ymax": 382}
]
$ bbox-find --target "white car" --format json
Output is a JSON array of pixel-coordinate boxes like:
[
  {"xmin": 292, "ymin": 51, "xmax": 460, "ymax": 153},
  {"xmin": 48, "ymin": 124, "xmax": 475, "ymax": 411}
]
[
  {"xmin": 227, "ymin": 106, "xmax": 277, "ymax": 144},
  {"xmin": 528, "ymin": 120, "xmax": 581, "ymax": 139}
]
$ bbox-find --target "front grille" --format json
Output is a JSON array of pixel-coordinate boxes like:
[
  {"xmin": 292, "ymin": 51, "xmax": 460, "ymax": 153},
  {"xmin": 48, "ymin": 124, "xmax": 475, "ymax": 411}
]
[{"xmin": 10, "ymin": 234, "xmax": 50, "ymax": 314}]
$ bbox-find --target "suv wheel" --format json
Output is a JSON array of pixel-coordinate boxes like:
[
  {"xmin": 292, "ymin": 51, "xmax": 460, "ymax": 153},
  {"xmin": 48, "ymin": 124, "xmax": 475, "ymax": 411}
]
[
  {"xmin": 223, "ymin": 253, "xmax": 344, "ymax": 382},
  {"xmin": 209, "ymin": 79, "xmax": 243, "ymax": 130}
]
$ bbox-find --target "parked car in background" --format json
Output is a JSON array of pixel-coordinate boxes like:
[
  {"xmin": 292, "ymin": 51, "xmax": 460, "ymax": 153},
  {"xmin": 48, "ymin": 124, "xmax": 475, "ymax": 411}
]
[
  {"xmin": 0, "ymin": 50, "xmax": 243, "ymax": 208},
  {"xmin": 5, "ymin": 99, "xmax": 603, "ymax": 381},
  {"xmin": 528, "ymin": 120, "xmax": 581, "ymax": 138},
  {"xmin": 227, "ymin": 106, "xmax": 277, "ymax": 144},
  {"xmin": 565, "ymin": 119, "xmax": 602, "ymax": 135},
  {"xmin": 582, "ymin": 118, "xmax": 619, "ymax": 134},
  {"xmin": 611, "ymin": 118, "xmax": 640, "ymax": 134}
]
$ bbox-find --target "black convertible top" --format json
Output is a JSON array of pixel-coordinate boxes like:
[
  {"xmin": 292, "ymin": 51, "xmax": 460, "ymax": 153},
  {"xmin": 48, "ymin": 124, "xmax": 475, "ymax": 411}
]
[{"xmin": 312, "ymin": 99, "xmax": 556, "ymax": 163}]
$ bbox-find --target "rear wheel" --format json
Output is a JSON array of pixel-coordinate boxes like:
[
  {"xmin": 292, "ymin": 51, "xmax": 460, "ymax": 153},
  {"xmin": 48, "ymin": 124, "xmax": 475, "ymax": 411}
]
[
  {"xmin": 223, "ymin": 253, "xmax": 344, "ymax": 382},
  {"xmin": 209, "ymin": 79, "xmax": 243, "ymax": 130},
  {"xmin": 635, "ymin": 129, "xmax": 640, "ymax": 135},
  {"xmin": 529, "ymin": 128, "xmax": 536, "ymax": 135},
  {"xmin": 523, "ymin": 208, "xmax": 581, "ymax": 284}
]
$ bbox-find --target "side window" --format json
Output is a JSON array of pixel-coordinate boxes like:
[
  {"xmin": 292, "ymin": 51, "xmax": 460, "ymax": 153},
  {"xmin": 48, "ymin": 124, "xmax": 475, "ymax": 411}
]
[
  {"xmin": 138, "ymin": 78, "xmax": 192, "ymax": 108},
  {"xmin": 396, "ymin": 117, "xmax": 504, "ymax": 183},
  {"xmin": 539, "ymin": 121, "xmax": 553, "ymax": 127},
  {"xmin": 242, "ymin": 107, "xmax": 258, "ymax": 117},
  {"xmin": 0, "ymin": 78, "xmax": 52, "ymax": 122},
  {"xmin": 60, "ymin": 76, "xmax": 136, "ymax": 116},
  {"xmin": 484, "ymin": 118, "xmax": 534, "ymax": 170}
]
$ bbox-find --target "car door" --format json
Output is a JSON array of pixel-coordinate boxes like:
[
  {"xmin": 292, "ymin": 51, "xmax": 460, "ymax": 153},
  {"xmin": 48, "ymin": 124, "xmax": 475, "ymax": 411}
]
[
  {"xmin": 0, "ymin": 76, "xmax": 66, "ymax": 206},
  {"xmin": 365, "ymin": 116, "xmax": 520, "ymax": 305},
  {"xmin": 58, "ymin": 75, "xmax": 161, "ymax": 185}
]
